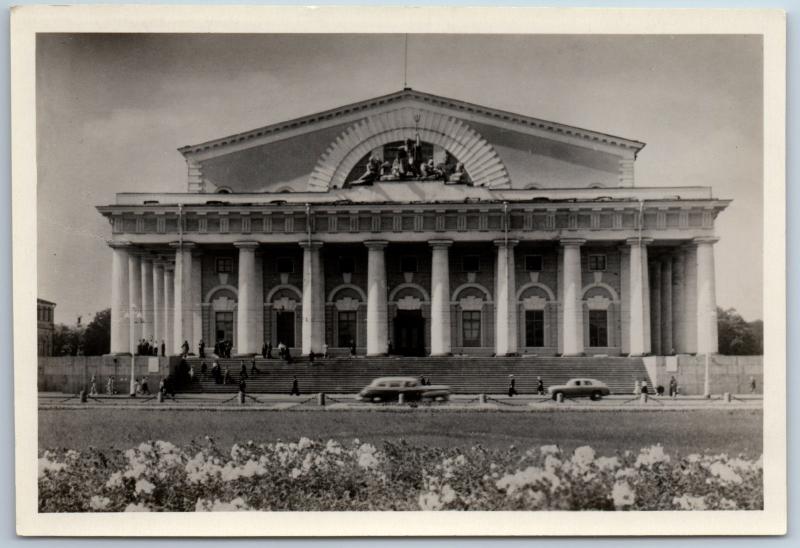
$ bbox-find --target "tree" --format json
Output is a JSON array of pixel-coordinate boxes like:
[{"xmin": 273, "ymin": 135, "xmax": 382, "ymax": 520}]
[
  {"xmin": 82, "ymin": 308, "xmax": 111, "ymax": 356},
  {"xmin": 717, "ymin": 307, "xmax": 763, "ymax": 355},
  {"xmin": 51, "ymin": 324, "xmax": 81, "ymax": 356}
]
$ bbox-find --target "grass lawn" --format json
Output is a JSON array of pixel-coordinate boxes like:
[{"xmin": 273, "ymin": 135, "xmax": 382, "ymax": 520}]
[{"xmin": 38, "ymin": 408, "xmax": 762, "ymax": 457}]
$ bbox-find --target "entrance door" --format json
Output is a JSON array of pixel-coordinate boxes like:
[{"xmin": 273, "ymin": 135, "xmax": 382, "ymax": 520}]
[
  {"xmin": 393, "ymin": 310, "xmax": 426, "ymax": 356},
  {"xmin": 215, "ymin": 311, "xmax": 234, "ymax": 343},
  {"xmin": 276, "ymin": 310, "xmax": 295, "ymax": 348}
]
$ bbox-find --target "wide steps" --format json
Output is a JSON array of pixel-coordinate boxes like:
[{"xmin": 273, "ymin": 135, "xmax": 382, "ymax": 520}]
[{"xmin": 177, "ymin": 356, "xmax": 652, "ymax": 395}]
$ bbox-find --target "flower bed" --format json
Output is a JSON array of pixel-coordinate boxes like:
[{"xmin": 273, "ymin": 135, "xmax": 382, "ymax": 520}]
[{"xmin": 38, "ymin": 439, "xmax": 763, "ymax": 512}]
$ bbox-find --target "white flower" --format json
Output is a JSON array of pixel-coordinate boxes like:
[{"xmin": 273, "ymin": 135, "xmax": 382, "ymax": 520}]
[
  {"xmin": 357, "ymin": 443, "xmax": 379, "ymax": 470},
  {"xmin": 196, "ymin": 497, "xmax": 251, "ymax": 511},
  {"xmin": 418, "ymin": 491, "xmax": 442, "ymax": 511},
  {"xmin": 635, "ymin": 445, "xmax": 671, "ymax": 467},
  {"xmin": 709, "ymin": 462, "xmax": 743, "ymax": 484},
  {"xmin": 673, "ymin": 494, "xmax": 708, "ymax": 511},
  {"xmin": 718, "ymin": 497, "xmax": 739, "ymax": 510},
  {"xmin": 540, "ymin": 445, "xmax": 561, "ymax": 456},
  {"xmin": 611, "ymin": 481, "xmax": 635, "ymax": 508},
  {"xmin": 89, "ymin": 495, "xmax": 111, "ymax": 511},
  {"xmin": 440, "ymin": 484, "xmax": 457, "ymax": 504},
  {"xmin": 134, "ymin": 479, "xmax": 155, "ymax": 495},
  {"xmin": 571, "ymin": 446, "xmax": 596, "ymax": 469},
  {"xmin": 290, "ymin": 467, "xmax": 302, "ymax": 479},
  {"xmin": 596, "ymin": 456, "xmax": 621, "ymax": 472},
  {"xmin": 124, "ymin": 502, "xmax": 150, "ymax": 512},
  {"xmin": 105, "ymin": 471, "xmax": 124, "ymax": 489},
  {"xmin": 297, "ymin": 437, "xmax": 313, "ymax": 450},
  {"xmin": 325, "ymin": 440, "xmax": 343, "ymax": 455},
  {"xmin": 496, "ymin": 466, "xmax": 561, "ymax": 495},
  {"xmin": 686, "ymin": 453, "xmax": 702, "ymax": 463},
  {"xmin": 37, "ymin": 457, "xmax": 66, "ymax": 478},
  {"xmin": 544, "ymin": 455, "xmax": 562, "ymax": 473}
]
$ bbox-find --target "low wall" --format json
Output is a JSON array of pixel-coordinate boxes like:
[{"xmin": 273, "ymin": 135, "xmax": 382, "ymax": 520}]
[
  {"xmin": 650, "ymin": 355, "xmax": 762, "ymax": 395},
  {"xmin": 38, "ymin": 356, "xmax": 180, "ymax": 394}
]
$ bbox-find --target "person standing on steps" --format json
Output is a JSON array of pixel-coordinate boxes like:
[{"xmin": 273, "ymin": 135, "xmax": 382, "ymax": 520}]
[
  {"xmin": 536, "ymin": 376, "xmax": 545, "ymax": 395},
  {"xmin": 261, "ymin": 342, "xmax": 268, "ymax": 359},
  {"xmin": 198, "ymin": 339, "xmax": 205, "ymax": 359},
  {"xmin": 290, "ymin": 376, "xmax": 300, "ymax": 396}
]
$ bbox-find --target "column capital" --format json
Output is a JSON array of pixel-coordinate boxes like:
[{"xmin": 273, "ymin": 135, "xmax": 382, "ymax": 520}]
[
  {"xmin": 693, "ymin": 236, "xmax": 720, "ymax": 245},
  {"xmin": 298, "ymin": 240, "xmax": 324, "ymax": 249},
  {"xmin": 233, "ymin": 241, "xmax": 259, "ymax": 250},
  {"xmin": 429, "ymin": 239, "xmax": 453, "ymax": 249},
  {"xmin": 493, "ymin": 239, "xmax": 519, "ymax": 248},
  {"xmin": 365, "ymin": 240, "xmax": 388, "ymax": 249},
  {"xmin": 626, "ymin": 237, "xmax": 654, "ymax": 246},
  {"xmin": 560, "ymin": 237, "xmax": 586, "ymax": 247},
  {"xmin": 169, "ymin": 241, "xmax": 197, "ymax": 250},
  {"xmin": 107, "ymin": 240, "xmax": 132, "ymax": 249}
]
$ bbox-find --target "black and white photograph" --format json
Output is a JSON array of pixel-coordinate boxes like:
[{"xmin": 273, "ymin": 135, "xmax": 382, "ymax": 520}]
[{"xmin": 12, "ymin": 5, "xmax": 786, "ymax": 537}]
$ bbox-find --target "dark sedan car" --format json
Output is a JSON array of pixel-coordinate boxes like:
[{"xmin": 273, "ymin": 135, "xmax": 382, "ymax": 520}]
[{"xmin": 358, "ymin": 377, "xmax": 451, "ymax": 403}]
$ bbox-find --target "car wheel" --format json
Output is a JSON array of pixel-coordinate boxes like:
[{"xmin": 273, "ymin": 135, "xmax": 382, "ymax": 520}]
[
  {"xmin": 371, "ymin": 396, "xmax": 382, "ymax": 403},
  {"xmin": 590, "ymin": 391, "xmax": 602, "ymax": 401},
  {"xmin": 552, "ymin": 392, "xmax": 562, "ymax": 401},
  {"xmin": 435, "ymin": 395, "xmax": 446, "ymax": 402}
]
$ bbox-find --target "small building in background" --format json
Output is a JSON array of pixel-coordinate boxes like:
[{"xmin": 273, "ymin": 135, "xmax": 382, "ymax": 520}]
[{"xmin": 37, "ymin": 298, "xmax": 56, "ymax": 356}]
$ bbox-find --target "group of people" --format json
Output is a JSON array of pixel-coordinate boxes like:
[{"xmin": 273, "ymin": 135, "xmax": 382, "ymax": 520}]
[
  {"xmin": 214, "ymin": 339, "xmax": 234, "ymax": 358},
  {"xmin": 348, "ymin": 136, "xmax": 471, "ymax": 187},
  {"xmin": 135, "ymin": 338, "xmax": 165, "ymax": 357},
  {"xmin": 506, "ymin": 376, "xmax": 546, "ymax": 397}
]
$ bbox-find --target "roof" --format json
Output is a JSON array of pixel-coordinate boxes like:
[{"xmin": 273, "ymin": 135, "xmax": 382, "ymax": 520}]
[
  {"xmin": 37, "ymin": 298, "xmax": 56, "ymax": 307},
  {"xmin": 178, "ymin": 88, "xmax": 646, "ymax": 158}
]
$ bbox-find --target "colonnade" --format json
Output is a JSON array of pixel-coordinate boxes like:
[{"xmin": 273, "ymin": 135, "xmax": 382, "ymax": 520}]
[{"xmin": 108, "ymin": 236, "xmax": 719, "ymax": 357}]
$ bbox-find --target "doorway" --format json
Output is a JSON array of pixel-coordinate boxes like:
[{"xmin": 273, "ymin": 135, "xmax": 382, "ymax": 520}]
[
  {"xmin": 393, "ymin": 310, "xmax": 426, "ymax": 356},
  {"xmin": 276, "ymin": 310, "xmax": 295, "ymax": 348}
]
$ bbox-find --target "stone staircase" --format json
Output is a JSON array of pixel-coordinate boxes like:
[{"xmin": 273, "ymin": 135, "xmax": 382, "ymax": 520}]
[{"xmin": 177, "ymin": 356, "xmax": 652, "ymax": 395}]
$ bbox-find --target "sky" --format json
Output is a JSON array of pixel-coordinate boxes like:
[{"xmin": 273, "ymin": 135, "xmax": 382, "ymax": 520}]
[{"xmin": 36, "ymin": 33, "xmax": 763, "ymax": 324}]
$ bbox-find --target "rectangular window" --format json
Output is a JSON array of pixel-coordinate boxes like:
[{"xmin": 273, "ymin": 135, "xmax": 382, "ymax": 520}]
[
  {"xmin": 339, "ymin": 256, "xmax": 355, "ymax": 274},
  {"xmin": 462, "ymin": 255, "xmax": 480, "ymax": 273},
  {"xmin": 276, "ymin": 257, "xmax": 294, "ymax": 274},
  {"xmin": 400, "ymin": 256, "xmax": 418, "ymax": 273},
  {"xmin": 215, "ymin": 257, "xmax": 234, "ymax": 274},
  {"xmin": 337, "ymin": 311, "xmax": 357, "ymax": 347},
  {"xmin": 525, "ymin": 310, "xmax": 545, "ymax": 347},
  {"xmin": 588, "ymin": 255, "xmax": 607, "ymax": 271},
  {"xmin": 589, "ymin": 310, "xmax": 608, "ymax": 347},
  {"xmin": 525, "ymin": 255, "xmax": 543, "ymax": 272},
  {"xmin": 462, "ymin": 311, "xmax": 481, "ymax": 347}
]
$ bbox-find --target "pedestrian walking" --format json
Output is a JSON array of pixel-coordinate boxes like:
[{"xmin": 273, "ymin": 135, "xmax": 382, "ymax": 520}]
[
  {"xmin": 669, "ymin": 376, "xmax": 678, "ymax": 398},
  {"xmin": 749, "ymin": 376, "xmax": 757, "ymax": 394},
  {"xmin": 160, "ymin": 340, "xmax": 166, "ymax": 357},
  {"xmin": 89, "ymin": 374, "xmax": 98, "ymax": 396},
  {"xmin": 349, "ymin": 338, "xmax": 356, "ymax": 358},
  {"xmin": 290, "ymin": 376, "xmax": 300, "ymax": 396},
  {"xmin": 508, "ymin": 375, "xmax": 517, "ymax": 397},
  {"xmin": 536, "ymin": 376, "xmax": 545, "ymax": 395},
  {"xmin": 106, "ymin": 376, "xmax": 114, "ymax": 395},
  {"xmin": 633, "ymin": 380, "xmax": 641, "ymax": 396},
  {"xmin": 140, "ymin": 376, "xmax": 150, "ymax": 395},
  {"xmin": 322, "ymin": 343, "xmax": 329, "ymax": 359},
  {"xmin": 641, "ymin": 379, "xmax": 649, "ymax": 395},
  {"xmin": 239, "ymin": 361, "xmax": 248, "ymax": 379}
]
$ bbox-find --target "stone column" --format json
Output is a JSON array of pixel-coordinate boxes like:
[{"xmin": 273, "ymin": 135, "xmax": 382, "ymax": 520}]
[
  {"xmin": 365, "ymin": 240, "xmax": 389, "ymax": 356},
  {"xmin": 494, "ymin": 239, "xmax": 519, "ymax": 356},
  {"xmin": 683, "ymin": 243, "xmax": 698, "ymax": 353},
  {"xmin": 627, "ymin": 238, "xmax": 652, "ymax": 356},
  {"xmin": 164, "ymin": 265, "xmax": 175, "ymax": 355},
  {"xmin": 109, "ymin": 242, "xmax": 131, "ymax": 354},
  {"xmin": 650, "ymin": 261, "xmax": 662, "ymax": 355},
  {"xmin": 430, "ymin": 240, "xmax": 453, "ymax": 356},
  {"xmin": 141, "ymin": 258, "xmax": 154, "ymax": 342},
  {"xmin": 300, "ymin": 241, "xmax": 325, "ymax": 355},
  {"xmin": 172, "ymin": 242, "xmax": 195, "ymax": 354},
  {"xmin": 128, "ymin": 253, "xmax": 142, "ymax": 346},
  {"xmin": 235, "ymin": 241, "xmax": 259, "ymax": 355},
  {"xmin": 191, "ymin": 251, "xmax": 203, "ymax": 353},
  {"xmin": 671, "ymin": 251, "xmax": 685, "ymax": 353},
  {"xmin": 619, "ymin": 246, "xmax": 631, "ymax": 355},
  {"xmin": 560, "ymin": 238, "xmax": 585, "ymax": 356},
  {"xmin": 152, "ymin": 262, "xmax": 165, "ymax": 348},
  {"xmin": 695, "ymin": 237, "xmax": 719, "ymax": 354},
  {"xmin": 660, "ymin": 257, "xmax": 673, "ymax": 354}
]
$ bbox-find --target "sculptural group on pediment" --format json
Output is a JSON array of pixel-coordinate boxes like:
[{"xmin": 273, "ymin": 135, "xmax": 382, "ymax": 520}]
[{"xmin": 347, "ymin": 136, "xmax": 471, "ymax": 188}]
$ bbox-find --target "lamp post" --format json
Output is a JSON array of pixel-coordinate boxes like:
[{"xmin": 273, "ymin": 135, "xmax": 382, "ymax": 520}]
[{"xmin": 126, "ymin": 306, "xmax": 144, "ymax": 397}]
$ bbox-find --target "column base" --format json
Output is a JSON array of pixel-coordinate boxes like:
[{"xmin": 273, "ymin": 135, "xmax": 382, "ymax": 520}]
[
  {"xmin": 234, "ymin": 353, "xmax": 257, "ymax": 358},
  {"xmin": 366, "ymin": 352, "xmax": 388, "ymax": 357},
  {"xmin": 104, "ymin": 352, "xmax": 132, "ymax": 357},
  {"xmin": 429, "ymin": 352, "xmax": 452, "ymax": 357},
  {"xmin": 561, "ymin": 352, "xmax": 586, "ymax": 357}
]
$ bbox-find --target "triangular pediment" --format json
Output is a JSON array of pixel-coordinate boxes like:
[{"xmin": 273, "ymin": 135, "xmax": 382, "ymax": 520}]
[{"xmin": 180, "ymin": 89, "xmax": 645, "ymax": 193}]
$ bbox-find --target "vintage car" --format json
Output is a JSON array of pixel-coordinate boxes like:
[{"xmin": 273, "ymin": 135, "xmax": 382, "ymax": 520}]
[
  {"xmin": 547, "ymin": 378, "xmax": 611, "ymax": 401},
  {"xmin": 358, "ymin": 377, "xmax": 451, "ymax": 403}
]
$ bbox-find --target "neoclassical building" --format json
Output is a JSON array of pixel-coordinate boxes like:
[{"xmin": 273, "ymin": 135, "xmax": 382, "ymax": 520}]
[{"xmin": 98, "ymin": 89, "xmax": 727, "ymax": 358}]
